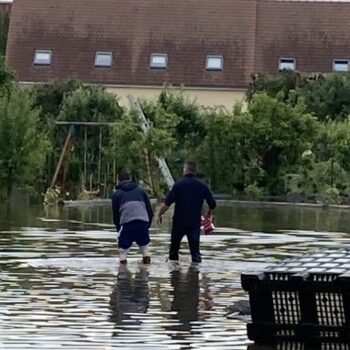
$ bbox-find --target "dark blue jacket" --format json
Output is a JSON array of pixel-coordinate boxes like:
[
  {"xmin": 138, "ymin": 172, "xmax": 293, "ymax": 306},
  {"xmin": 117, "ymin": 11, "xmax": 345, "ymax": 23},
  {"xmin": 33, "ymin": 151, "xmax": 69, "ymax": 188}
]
[
  {"xmin": 164, "ymin": 174, "xmax": 216, "ymax": 229},
  {"xmin": 112, "ymin": 181, "xmax": 153, "ymax": 231}
]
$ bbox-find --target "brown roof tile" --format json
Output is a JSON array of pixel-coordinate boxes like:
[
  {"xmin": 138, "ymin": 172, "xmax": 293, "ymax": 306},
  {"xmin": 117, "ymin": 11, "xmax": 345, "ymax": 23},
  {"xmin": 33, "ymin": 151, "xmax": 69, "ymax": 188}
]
[
  {"xmin": 0, "ymin": 3, "xmax": 11, "ymax": 14},
  {"xmin": 6, "ymin": 0, "xmax": 350, "ymax": 88},
  {"xmin": 255, "ymin": 1, "xmax": 350, "ymax": 75},
  {"xmin": 6, "ymin": 0, "xmax": 257, "ymax": 88}
]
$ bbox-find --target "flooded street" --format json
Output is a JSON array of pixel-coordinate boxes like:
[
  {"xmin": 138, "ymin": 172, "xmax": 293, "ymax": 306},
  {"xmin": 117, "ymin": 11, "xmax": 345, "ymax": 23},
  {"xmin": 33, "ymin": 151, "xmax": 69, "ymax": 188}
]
[{"xmin": 1, "ymin": 202, "xmax": 350, "ymax": 349}]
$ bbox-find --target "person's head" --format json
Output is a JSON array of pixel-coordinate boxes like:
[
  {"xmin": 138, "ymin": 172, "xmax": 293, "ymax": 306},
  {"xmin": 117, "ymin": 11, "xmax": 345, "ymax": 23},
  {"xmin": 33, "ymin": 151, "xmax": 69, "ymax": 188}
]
[
  {"xmin": 118, "ymin": 168, "xmax": 131, "ymax": 183},
  {"xmin": 183, "ymin": 161, "xmax": 197, "ymax": 176}
]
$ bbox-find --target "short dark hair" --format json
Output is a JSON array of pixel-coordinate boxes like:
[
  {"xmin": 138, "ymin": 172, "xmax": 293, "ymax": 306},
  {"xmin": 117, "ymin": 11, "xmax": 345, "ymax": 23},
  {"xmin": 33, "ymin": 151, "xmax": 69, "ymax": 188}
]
[
  {"xmin": 118, "ymin": 168, "xmax": 131, "ymax": 182},
  {"xmin": 184, "ymin": 161, "xmax": 197, "ymax": 174}
]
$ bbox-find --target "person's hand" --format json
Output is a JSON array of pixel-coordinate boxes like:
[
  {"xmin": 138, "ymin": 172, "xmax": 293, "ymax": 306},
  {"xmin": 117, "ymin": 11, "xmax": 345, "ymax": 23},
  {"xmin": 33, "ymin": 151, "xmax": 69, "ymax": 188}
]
[{"xmin": 205, "ymin": 211, "xmax": 213, "ymax": 220}]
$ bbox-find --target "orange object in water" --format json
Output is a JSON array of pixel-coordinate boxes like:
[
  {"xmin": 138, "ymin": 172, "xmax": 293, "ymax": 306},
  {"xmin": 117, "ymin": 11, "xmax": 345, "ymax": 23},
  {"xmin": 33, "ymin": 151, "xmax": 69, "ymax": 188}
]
[{"xmin": 201, "ymin": 216, "xmax": 215, "ymax": 235}]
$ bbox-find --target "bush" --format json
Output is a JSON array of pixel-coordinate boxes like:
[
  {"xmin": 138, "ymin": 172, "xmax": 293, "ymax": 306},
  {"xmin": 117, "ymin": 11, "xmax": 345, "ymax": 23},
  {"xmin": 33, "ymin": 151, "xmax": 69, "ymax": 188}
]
[
  {"xmin": 245, "ymin": 184, "xmax": 263, "ymax": 201},
  {"xmin": 323, "ymin": 187, "xmax": 341, "ymax": 205},
  {"xmin": 0, "ymin": 86, "xmax": 50, "ymax": 198}
]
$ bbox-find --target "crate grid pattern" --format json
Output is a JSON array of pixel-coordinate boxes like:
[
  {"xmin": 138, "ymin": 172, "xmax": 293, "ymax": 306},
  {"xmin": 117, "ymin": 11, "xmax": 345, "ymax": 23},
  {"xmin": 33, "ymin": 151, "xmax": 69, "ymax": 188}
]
[
  {"xmin": 315, "ymin": 292, "xmax": 345, "ymax": 326},
  {"xmin": 241, "ymin": 249, "xmax": 350, "ymax": 345}
]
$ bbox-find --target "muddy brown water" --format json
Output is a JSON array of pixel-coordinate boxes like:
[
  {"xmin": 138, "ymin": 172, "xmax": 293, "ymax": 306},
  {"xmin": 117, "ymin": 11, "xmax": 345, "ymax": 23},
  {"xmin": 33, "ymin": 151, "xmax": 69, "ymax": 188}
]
[{"xmin": 1, "ymin": 203, "xmax": 350, "ymax": 349}]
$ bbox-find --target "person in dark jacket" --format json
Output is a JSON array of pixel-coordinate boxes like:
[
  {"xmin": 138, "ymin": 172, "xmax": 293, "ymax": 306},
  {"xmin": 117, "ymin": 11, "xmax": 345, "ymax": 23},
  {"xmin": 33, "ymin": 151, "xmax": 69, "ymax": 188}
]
[
  {"xmin": 157, "ymin": 161, "xmax": 216, "ymax": 263},
  {"xmin": 112, "ymin": 169, "xmax": 153, "ymax": 264}
]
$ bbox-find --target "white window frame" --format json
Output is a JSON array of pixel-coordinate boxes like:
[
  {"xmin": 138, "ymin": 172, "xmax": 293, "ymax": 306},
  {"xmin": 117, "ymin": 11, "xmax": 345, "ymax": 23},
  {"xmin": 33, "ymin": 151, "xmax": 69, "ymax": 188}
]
[
  {"xmin": 278, "ymin": 58, "xmax": 296, "ymax": 71},
  {"xmin": 150, "ymin": 53, "xmax": 168, "ymax": 69},
  {"xmin": 333, "ymin": 59, "xmax": 349, "ymax": 72},
  {"xmin": 206, "ymin": 55, "xmax": 224, "ymax": 71},
  {"xmin": 95, "ymin": 51, "xmax": 113, "ymax": 68},
  {"xmin": 34, "ymin": 50, "xmax": 52, "ymax": 66}
]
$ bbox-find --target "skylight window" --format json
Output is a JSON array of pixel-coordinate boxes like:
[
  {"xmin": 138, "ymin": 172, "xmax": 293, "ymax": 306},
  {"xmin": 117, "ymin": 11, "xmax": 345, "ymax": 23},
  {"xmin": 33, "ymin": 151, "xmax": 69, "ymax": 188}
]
[
  {"xmin": 206, "ymin": 55, "xmax": 223, "ymax": 71},
  {"xmin": 278, "ymin": 58, "xmax": 296, "ymax": 71},
  {"xmin": 95, "ymin": 52, "xmax": 113, "ymax": 68},
  {"xmin": 34, "ymin": 50, "xmax": 52, "ymax": 66},
  {"xmin": 150, "ymin": 54, "xmax": 167, "ymax": 69},
  {"xmin": 333, "ymin": 59, "xmax": 349, "ymax": 72}
]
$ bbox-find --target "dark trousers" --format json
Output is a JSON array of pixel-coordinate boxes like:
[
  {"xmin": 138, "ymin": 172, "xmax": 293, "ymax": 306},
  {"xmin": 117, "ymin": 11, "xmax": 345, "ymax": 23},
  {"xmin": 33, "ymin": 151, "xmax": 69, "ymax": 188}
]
[{"xmin": 169, "ymin": 226, "xmax": 201, "ymax": 263}]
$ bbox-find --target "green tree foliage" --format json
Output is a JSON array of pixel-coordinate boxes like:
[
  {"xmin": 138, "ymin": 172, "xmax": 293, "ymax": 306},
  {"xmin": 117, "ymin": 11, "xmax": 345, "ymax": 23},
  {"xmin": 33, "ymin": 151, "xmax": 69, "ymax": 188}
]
[
  {"xmin": 197, "ymin": 93, "xmax": 318, "ymax": 195},
  {"xmin": 248, "ymin": 71, "xmax": 350, "ymax": 121},
  {"xmin": 0, "ymin": 87, "xmax": 50, "ymax": 198},
  {"xmin": 0, "ymin": 56, "xmax": 16, "ymax": 92},
  {"xmin": 56, "ymin": 86, "xmax": 124, "ymax": 194},
  {"xmin": 248, "ymin": 92, "xmax": 319, "ymax": 193},
  {"xmin": 159, "ymin": 90, "xmax": 205, "ymax": 152},
  {"xmin": 58, "ymin": 86, "xmax": 123, "ymax": 122},
  {"xmin": 247, "ymin": 71, "xmax": 300, "ymax": 101},
  {"xmin": 109, "ymin": 113, "xmax": 143, "ymax": 176},
  {"xmin": 314, "ymin": 119, "xmax": 350, "ymax": 172},
  {"xmin": 297, "ymin": 74, "xmax": 350, "ymax": 121},
  {"xmin": 109, "ymin": 100, "xmax": 177, "ymax": 195},
  {"xmin": 31, "ymin": 79, "xmax": 82, "ymax": 120},
  {"xmin": 0, "ymin": 12, "xmax": 9, "ymax": 56},
  {"xmin": 5, "ymin": 72, "xmax": 350, "ymax": 201},
  {"xmin": 198, "ymin": 107, "xmax": 254, "ymax": 192}
]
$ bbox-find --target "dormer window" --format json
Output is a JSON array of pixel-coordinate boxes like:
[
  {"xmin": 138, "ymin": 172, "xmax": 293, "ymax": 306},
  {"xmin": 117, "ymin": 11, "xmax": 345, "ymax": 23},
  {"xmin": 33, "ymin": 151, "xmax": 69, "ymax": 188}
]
[
  {"xmin": 333, "ymin": 59, "xmax": 349, "ymax": 72},
  {"xmin": 34, "ymin": 50, "xmax": 52, "ymax": 66},
  {"xmin": 150, "ymin": 53, "xmax": 167, "ymax": 69},
  {"xmin": 95, "ymin": 52, "xmax": 113, "ymax": 68},
  {"xmin": 206, "ymin": 55, "xmax": 223, "ymax": 71},
  {"xmin": 278, "ymin": 58, "xmax": 296, "ymax": 71}
]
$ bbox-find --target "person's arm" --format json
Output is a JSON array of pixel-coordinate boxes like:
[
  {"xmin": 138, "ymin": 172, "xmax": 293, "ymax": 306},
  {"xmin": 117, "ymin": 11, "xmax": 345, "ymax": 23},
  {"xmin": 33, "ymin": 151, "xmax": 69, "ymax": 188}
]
[
  {"xmin": 112, "ymin": 192, "xmax": 121, "ymax": 231},
  {"xmin": 158, "ymin": 203, "xmax": 170, "ymax": 223},
  {"xmin": 157, "ymin": 184, "xmax": 176, "ymax": 223},
  {"xmin": 143, "ymin": 191, "xmax": 154, "ymax": 227},
  {"xmin": 204, "ymin": 185, "xmax": 216, "ymax": 218}
]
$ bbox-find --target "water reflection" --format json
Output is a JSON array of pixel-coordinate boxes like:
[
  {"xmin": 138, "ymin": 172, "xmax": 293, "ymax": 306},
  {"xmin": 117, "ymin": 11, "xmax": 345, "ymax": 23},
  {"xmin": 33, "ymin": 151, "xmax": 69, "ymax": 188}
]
[
  {"xmin": 2, "ymin": 203, "xmax": 350, "ymax": 349},
  {"xmin": 110, "ymin": 264, "xmax": 150, "ymax": 330},
  {"xmin": 169, "ymin": 265, "xmax": 200, "ymax": 331},
  {"xmin": 248, "ymin": 343, "xmax": 350, "ymax": 350}
]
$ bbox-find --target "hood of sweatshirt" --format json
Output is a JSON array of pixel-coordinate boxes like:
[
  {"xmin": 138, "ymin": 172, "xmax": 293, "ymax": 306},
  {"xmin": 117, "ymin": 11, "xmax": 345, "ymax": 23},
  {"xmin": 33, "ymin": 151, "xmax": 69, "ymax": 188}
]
[{"xmin": 115, "ymin": 180, "xmax": 138, "ymax": 192}]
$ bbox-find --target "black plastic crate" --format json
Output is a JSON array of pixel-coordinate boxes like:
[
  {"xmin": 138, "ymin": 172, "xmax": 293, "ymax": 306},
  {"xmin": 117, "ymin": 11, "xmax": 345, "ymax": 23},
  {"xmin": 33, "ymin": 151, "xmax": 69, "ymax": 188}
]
[
  {"xmin": 247, "ymin": 342, "xmax": 350, "ymax": 350},
  {"xmin": 241, "ymin": 249, "xmax": 350, "ymax": 344}
]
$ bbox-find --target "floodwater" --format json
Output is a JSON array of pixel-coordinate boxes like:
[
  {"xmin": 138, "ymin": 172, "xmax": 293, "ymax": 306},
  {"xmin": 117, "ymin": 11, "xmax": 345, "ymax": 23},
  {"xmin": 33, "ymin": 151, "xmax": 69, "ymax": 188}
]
[{"xmin": 1, "ymin": 202, "xmax": 350, "ymax": 349}]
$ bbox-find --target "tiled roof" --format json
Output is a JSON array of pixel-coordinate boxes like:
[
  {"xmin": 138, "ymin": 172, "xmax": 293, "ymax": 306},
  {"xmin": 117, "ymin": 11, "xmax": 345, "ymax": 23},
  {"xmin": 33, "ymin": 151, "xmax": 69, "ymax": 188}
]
[
  {"xmin": 0, "ymin": 3, "xmax": 11, "ymax": 13},
  {"xmin": 255, "ymin": 1, "xmax": 350, "ymax": 74},
  {"xmin": 6, "ymin": 0, "xmax": 350, "ymax": 88},
  {"xmin": 6, "ymin": 0, "xmax": 257, "ymax": 88}
]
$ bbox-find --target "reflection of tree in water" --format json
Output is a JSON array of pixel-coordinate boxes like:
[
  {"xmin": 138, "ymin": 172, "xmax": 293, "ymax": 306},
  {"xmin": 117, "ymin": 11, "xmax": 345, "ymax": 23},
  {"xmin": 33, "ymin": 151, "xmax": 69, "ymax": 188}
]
[
  {"xmin": 168, "ymin": 265, "xmax": 213, "ymax": 332},
  {"xmin": 109, "ymin": 265, "xmax": 150, "ymax": 333}
]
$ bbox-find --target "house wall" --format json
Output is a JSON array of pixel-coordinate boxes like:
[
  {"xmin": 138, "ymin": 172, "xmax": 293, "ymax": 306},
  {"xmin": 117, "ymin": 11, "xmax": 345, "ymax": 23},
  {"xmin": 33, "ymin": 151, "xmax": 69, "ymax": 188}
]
[{"xmin": 105, "ymin": 85, "xmax": 247, "ymax": 109}]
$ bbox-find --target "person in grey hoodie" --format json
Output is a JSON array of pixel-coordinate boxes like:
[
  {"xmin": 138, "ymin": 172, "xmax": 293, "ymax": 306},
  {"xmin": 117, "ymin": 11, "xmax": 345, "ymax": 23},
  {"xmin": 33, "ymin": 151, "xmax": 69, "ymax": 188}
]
[{"xmin": 112, "ymin": 169, "xmax": 153, "ymax": 264}]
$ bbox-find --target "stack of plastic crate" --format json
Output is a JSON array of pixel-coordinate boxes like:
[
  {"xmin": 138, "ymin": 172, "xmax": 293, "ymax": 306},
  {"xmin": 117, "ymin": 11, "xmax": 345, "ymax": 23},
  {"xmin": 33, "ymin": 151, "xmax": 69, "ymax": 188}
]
[{"xmin": 241, "ymin": 249, "xmax": 350, "ymax": 345}]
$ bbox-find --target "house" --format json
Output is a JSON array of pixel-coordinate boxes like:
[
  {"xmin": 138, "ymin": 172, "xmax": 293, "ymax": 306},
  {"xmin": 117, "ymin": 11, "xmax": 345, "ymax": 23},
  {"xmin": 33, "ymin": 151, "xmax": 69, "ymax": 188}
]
[
  {"xmin": 5, "ymin": 0, "xmax": 350, "ymax": 107},
  {"xmin": 0, "ymin": 0, "xmax": 12, "ymax": 14}
]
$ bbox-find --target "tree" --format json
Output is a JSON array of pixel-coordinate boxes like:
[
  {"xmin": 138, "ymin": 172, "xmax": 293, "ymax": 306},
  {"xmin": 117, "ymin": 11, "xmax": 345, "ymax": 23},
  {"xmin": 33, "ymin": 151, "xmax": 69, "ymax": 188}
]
[
  {"xmin": 0, "ymin": 87, "xmax": 50, "ymax": 198},
  {"xmin": 31, "ymin": 79, "xmax": 82, "ymax": 120},
  {"xmin": 0, "ymin": 56, "xmax": 16, "ymax": 92},
  {"xmin": 58, "ymin": 85, "xmax": 123, "ymax": 122},
  {"xmin": 247, "ymin": 71, "xmax": 300, "ymax": 102},
  {"xmin": 297, "ymin": 73, "xmax": 350, "ymax": 121},
  {"xmin": 197, "ymin": 107, "xmax": 255, "ymax": 192},
  {"xmin": 315, "ymin": 119, "xmax": 350, "ymax": 173},
  {"xmin": 247, "ymin": 72, "xmax": 350, "ymax": 122},
  {"xmin": 0, "ymin": 12, "xmax": 9, "ymax": 56},
  {"xmin": 55, "ymin": 86, "xmax": 124, "ymax": 195},
  {"xmin": 159, "ymin": 90, "xmax": 205, "ymax": 153}
]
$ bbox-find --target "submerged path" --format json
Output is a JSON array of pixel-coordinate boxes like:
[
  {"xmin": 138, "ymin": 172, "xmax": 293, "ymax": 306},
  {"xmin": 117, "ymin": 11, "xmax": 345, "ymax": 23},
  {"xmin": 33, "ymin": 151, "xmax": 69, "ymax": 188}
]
[{"xmin": 1, "ymin": 204, "xmax": 350, "ymax": 349}]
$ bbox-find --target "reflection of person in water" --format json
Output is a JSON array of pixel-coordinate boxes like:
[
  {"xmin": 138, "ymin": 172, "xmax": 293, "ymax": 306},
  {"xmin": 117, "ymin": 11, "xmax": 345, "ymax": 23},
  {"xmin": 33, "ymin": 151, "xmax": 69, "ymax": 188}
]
[
  {"xmin": 170, "ymin": 266, "xmax": 203, "ymax": 331},
  {"xmin": 109, "ymin": 264, "xmax": 150, "ymax": 332}
]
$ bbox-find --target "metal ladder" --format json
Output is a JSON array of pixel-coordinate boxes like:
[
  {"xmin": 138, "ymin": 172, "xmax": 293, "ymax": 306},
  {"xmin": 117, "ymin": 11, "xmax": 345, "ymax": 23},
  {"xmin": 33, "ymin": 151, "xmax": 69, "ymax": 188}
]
[{"xmin": 127, "ymin": 95, "xmax": 175, "ymax": 190}]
